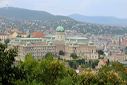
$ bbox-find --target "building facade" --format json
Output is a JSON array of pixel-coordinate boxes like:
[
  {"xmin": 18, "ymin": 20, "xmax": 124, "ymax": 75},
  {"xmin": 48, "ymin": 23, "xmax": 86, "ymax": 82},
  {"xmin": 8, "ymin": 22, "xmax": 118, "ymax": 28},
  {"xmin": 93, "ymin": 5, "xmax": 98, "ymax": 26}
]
[
  {"xmin": 17, "ymin": 43, "xmax": 56, "ymax": 61},
  {"xmin": 10, "ymin": 26, "xmax": 98, "ymax": 60},
  {"xmin": 0, "ymin": 33, "xmax": 9, "ymax": 41}
]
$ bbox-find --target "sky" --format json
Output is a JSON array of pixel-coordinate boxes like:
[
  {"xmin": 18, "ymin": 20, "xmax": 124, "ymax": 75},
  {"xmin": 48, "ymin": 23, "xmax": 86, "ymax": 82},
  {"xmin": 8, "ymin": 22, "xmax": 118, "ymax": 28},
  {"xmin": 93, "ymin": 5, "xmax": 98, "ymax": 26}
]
[{"xmin": 0, "ymin": 0, "xmax": 127, "ymax": 18}]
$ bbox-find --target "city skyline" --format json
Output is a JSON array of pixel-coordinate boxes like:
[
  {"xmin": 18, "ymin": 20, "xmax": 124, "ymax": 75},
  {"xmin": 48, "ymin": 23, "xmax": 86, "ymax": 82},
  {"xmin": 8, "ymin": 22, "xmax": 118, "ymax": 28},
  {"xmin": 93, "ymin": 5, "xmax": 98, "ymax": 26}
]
[{"xmin": 0, "ymin": 0, "xmax": 127, "ymax": 19}]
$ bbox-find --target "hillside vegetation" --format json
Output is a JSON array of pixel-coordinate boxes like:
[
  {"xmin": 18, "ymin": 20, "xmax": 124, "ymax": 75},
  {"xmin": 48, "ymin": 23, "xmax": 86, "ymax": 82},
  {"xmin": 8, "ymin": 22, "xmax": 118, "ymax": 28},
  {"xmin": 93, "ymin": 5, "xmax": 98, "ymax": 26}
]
[{"xmin": 0, "ymin": 7, "xmax": 127, "ymax": 34}]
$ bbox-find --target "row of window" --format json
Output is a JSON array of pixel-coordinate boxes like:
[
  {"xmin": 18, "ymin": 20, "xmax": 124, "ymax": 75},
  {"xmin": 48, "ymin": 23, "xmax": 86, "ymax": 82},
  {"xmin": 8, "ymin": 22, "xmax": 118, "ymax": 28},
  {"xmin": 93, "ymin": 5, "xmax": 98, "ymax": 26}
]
[{"xmin": 26, "ymin": 47, "xmax": 56, "ymax": 51}]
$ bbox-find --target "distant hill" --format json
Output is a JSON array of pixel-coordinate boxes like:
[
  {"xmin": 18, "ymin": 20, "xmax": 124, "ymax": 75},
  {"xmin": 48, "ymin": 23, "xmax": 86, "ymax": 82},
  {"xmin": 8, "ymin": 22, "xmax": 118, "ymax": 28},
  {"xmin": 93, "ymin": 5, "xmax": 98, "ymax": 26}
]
[
  {"xmin": 0, "ymin": 7, "xmax": 79, "ymax": 31},
  {"xmin": 0, "ymin": 7, "xmax": 127, "ymax": 35},
  {"xmin": 69, "ymin": 14, "xmax": 127, "ymax": 26},
  {"xmin": 0, "ymin": 7, "xmax": 77, "ymax": 21}
]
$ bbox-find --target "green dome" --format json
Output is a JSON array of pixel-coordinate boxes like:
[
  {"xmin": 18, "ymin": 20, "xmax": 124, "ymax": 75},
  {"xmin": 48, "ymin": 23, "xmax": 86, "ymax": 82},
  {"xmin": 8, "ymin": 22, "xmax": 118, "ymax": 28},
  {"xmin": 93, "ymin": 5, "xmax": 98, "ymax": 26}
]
[{"xmin": 56, "ymin": 26, "xmax": 65, "ymax": 32}]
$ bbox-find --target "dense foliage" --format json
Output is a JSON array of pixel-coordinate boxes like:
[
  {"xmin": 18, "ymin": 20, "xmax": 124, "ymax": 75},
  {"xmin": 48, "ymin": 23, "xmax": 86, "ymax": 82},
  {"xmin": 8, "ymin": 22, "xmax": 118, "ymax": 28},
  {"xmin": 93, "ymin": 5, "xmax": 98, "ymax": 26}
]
[
  {"xmin": 0, "ymin": 43, "xmax": 24, "ymax": 85},
  {"xmin": 0, "ymin": 43, "xmax": 127, "ymax": 85}
]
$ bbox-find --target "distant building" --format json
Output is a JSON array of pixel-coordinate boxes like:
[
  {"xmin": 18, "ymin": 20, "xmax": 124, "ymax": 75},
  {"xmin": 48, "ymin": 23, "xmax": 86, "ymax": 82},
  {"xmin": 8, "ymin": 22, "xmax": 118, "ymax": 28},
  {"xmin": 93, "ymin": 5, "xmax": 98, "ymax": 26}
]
[
  {"xmin": 9, "ymin": 31, "xmax": 18, "ymax": 39},
  {"xmin": 8, "ymin": 30, "xmax": 28, "ymax": 39},
  {"xmin": 107, "ymin": 53, "xmax": 127, "ymax": 61}
]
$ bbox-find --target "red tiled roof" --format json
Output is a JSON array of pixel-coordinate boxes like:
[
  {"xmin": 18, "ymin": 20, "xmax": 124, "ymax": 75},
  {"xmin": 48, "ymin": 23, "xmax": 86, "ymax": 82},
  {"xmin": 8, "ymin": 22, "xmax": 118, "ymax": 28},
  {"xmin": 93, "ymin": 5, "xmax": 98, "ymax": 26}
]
[{"xmin": 31, "ymin": 32, "xmax": 45, "ymax": 38}]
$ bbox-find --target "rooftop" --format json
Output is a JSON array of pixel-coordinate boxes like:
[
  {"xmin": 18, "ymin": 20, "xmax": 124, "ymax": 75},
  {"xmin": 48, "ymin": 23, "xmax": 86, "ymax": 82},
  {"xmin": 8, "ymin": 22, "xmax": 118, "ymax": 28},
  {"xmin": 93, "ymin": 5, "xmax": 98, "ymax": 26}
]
[
  {"xmin": 66, "ymin": 36, "xmax": 88, "ymax": 40},
  {"xmin": 31, "ymin": 32, "xmax": 45, "ymax": 38},
  {"xmin": 15, "ymin": 38, "xmax": 44, "ymax": 40},
  {"xmin": 56, "ymin": 26, "xmax": 65, "ymax": 32}
]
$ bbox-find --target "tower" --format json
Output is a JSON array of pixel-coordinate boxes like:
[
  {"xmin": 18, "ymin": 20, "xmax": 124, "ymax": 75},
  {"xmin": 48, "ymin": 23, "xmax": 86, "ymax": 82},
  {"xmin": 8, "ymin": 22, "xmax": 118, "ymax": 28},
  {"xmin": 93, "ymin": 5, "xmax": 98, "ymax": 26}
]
[
  {"xmin": 55, "ymin": 26, "xmax": 65, "ymax": 41},
  {"xmin": 54, "ymin": 26, "xmax": 65, "ymax": 55}
]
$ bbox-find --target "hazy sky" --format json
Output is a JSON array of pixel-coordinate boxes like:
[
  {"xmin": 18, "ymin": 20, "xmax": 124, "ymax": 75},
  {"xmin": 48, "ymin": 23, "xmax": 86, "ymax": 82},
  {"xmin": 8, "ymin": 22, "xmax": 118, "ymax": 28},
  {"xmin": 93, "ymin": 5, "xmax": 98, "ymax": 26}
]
[{"xmin": 0, "ymin": 0, "xmax": 127, "ymax": 18}]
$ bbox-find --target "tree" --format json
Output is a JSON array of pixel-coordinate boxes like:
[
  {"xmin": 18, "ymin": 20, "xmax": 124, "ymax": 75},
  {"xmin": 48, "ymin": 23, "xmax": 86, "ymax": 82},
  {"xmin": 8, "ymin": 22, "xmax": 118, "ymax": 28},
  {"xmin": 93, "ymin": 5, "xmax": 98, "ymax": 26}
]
[
  {"xmin": 0, "ymin": 43, "xmax": 18, "ymax": 84},
  {"xmin": 17, "ymin": 53, "xmax": 70, "ymax": 85},
  {"xmin": 70, "ymin": 53, "xmax": 78, "ymax": 60},
  {"xmin": 97, "ymin": 50, "xmax": 104, "ymax": 59},
  {"xmin": 97, "ymin": 62, "xmax": 127, "ymax": 85},
  {"xmin": 45, "ymin": 52, "xmax": 54, "ymax": 59},
  {"xmin": 59, "ymin": 50, "xmax": 65, "ymax": 56},
  {"xmin": 4, "ymin": 39, "xmax": 10, "ymax": 45},
  {"xmin": 18, "ymin": 53, "xmax": 39, "ymax": 83},
  {"xmin": 1, "ymin": 42, "xmax": 127, "ymax": 85},
  {"xmin": 36, "ymin": 55, "xmax": 69, "ymax": 85},
  {"xmin": 57, "ymin": 76, "xmax": 73, "ymax": 85},
  {"xmin": 79, "ymin": 70, "xmax": 98, "ymax": 85},
  {"xmin": 68, "ymin": 60, "xmax": 79, "ymax": 69}
]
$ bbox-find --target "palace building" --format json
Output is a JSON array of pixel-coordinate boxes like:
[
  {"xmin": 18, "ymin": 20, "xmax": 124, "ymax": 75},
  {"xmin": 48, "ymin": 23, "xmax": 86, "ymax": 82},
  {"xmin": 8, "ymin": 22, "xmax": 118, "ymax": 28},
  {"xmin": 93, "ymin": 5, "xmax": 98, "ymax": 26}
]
[{"xmin": 9, "ymin": 26, "xmax": 98, "ymax": 61}]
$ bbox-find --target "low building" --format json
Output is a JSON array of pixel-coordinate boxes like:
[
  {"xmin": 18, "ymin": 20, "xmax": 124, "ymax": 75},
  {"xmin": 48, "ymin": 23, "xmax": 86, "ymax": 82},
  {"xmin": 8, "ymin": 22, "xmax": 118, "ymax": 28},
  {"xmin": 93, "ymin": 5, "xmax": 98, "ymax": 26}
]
[
  {"xmin": 8, "ymin": 30, "xmax": 28, "ymax": 39},
  {"xmin": 9, "ymin": 31, "xmax": 18, "ymax": 39},
  {"xmin": 107, "ymin": 53, "xmax": 127, "ymax": 61}
]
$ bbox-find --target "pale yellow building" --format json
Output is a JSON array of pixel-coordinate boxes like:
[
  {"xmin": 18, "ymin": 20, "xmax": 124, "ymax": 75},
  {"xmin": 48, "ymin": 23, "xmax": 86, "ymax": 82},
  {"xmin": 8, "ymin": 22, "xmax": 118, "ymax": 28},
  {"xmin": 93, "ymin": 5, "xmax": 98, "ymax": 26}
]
[
  {"xmin": 8, "ymin": 30, "xmax": 28, "ymax": 39},
  {"xmin": 9, "ymin": 31, "xmax": 18, "ymax": 39}
]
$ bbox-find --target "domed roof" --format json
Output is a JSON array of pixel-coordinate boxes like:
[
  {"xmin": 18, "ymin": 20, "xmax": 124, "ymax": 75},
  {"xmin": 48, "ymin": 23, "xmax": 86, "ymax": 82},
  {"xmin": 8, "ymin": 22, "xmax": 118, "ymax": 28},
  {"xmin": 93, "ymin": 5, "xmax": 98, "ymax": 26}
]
[{"xmin": 56, "ymin": 26, "xmax": 65, "ymax": 32}]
